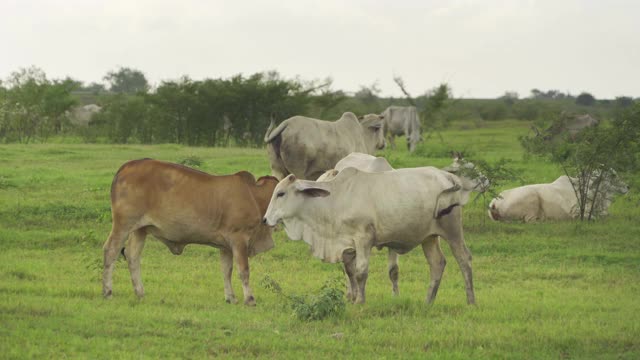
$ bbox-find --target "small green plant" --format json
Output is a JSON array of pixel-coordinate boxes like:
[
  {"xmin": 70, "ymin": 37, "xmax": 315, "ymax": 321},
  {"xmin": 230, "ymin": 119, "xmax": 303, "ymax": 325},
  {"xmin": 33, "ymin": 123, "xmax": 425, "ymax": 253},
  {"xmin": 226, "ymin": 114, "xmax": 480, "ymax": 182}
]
[
  {"xmin": 261, "ymin": 275, "xmax": 346, "ymax": 321},
  {"xmin": 177, "ymin": 155, "xmax": 203, "ymax": 168}
]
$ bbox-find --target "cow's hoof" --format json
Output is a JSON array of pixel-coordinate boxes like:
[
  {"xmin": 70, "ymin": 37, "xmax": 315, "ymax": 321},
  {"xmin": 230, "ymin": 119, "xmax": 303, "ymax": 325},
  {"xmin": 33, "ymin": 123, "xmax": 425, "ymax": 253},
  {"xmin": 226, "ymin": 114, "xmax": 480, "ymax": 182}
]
[
  {"xmin": 244, "ymin": 296, "xmax": 256, "ymax": 306},
  {"xmin": 103, "ymin": 290, "xmax": 112, "ymax": 299},
  {"xmin": 225, "ymin": 296, "xmax": 238, "ymax": 304}
]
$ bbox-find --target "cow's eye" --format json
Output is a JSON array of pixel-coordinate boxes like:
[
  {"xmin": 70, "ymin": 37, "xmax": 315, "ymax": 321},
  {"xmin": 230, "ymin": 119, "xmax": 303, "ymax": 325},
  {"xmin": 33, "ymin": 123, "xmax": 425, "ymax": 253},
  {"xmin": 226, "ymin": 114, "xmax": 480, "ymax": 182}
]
[{"xmin": 276, "ymin": 191, "xmax": 285, "ymax": 198}]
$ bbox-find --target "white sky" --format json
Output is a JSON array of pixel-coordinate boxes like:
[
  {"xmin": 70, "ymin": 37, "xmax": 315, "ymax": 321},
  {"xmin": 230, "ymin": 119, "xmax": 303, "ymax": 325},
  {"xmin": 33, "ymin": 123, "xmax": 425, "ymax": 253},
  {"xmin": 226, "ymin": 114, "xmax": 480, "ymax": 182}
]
[{"xmin": 1, "ymin": 0, "xmax": 638, "ymax": 99}]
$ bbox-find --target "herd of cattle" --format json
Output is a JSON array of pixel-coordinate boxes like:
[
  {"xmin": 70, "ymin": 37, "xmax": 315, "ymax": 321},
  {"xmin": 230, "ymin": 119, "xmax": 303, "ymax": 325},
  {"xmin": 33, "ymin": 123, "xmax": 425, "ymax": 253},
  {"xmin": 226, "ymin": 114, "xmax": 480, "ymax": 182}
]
[{"xmin": 102, "ymin": 108, "xmax": 629, "ymax": 306}]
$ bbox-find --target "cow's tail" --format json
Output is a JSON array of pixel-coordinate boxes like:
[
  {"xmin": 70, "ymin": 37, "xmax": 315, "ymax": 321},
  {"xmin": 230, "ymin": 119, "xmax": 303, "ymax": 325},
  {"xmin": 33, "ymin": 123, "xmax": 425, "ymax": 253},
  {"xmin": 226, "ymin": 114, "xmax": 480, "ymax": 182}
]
[
  {"xmin": 264, "ymin": 117, "xmax": 287, "ymax": 143},
  {"xmin": 488, "ymin": 198, "xmax": 501, "ymax": 221}
]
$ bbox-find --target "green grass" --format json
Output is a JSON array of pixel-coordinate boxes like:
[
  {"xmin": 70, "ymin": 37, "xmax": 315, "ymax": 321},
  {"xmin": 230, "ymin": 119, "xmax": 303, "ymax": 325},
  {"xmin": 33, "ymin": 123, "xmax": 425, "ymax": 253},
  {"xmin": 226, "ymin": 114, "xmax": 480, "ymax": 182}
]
[{"xmin": 1, "ymin": 121, "xmax": 639, "ymax": 359}]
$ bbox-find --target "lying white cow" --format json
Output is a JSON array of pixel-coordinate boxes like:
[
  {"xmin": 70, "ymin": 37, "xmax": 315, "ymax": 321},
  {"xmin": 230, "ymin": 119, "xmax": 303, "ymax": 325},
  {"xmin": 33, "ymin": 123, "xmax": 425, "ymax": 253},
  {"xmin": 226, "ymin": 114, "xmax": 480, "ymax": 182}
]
[
  {"xmin": 488, "ymin": 171, "xmax": 628, "ymax": 222},
  {"xmin": 264, "ymin": 167, "xmax": 476, "ymax": 305}
]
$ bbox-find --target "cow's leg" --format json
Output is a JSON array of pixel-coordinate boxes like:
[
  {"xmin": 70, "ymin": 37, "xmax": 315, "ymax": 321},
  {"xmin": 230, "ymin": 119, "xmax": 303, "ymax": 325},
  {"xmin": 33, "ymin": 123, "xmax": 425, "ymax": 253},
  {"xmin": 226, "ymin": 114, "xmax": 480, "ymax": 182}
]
[
  {"xmin": 125, "ymin": 229, "xmax": 146, "ymax": 298},
  {"xmin": 388, "ymin": 249, "xmax": 399, "ymax": 296},
  {"xmin": 388, "ymin": 133, "xmax": 396, "ymax": 150},
  {"xmin": 342, "ymin": 250, "xmax": 357, "ymax": 303},
  {"xmin": 220, "ymin": 248, "xmax": 237, "ymax": 304},
  {"xmin": 102, "ymin": 221, "xmax": 131, "ymax": 298},
  {"xmin": 229, "ymin": 234, "xmax": 255, "ymax": 306},
  {"xmin": 354, "ymin": 240, "xmax": 372, "ymax": 304},
  {"xmin": 421, "ymin": 235, "xmax": 446, "ymax": 303},
  {"xmin": 440, "ymin": 214, "xmax": 475, "ymax": 304}
]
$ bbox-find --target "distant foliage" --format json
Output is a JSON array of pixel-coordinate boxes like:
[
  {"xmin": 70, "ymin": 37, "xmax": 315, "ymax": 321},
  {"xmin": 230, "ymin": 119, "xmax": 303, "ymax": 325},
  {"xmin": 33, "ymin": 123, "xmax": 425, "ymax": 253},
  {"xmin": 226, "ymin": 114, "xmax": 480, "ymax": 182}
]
[
  {"xmin": 575, "ymin": 92, "xmax": 596, "ymax": 106},
  {"xmin": 103, "ymin": 67, "xmax": 149, "ymax": 94},
  {"xmin": 1, "ymin": 66, "xmax": 79, "ymax": 143}
]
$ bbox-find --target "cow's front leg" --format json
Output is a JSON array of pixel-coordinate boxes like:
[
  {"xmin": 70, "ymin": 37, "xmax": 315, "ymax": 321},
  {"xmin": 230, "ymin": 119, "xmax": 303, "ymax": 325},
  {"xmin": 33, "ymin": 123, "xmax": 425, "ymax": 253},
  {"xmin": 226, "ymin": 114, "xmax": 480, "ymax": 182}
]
[
  {"xmin": 388, "ymin": 249, "xmax": 399, "ymax": 296},
  {"xmin": 230, "ymin": 235, "xmax": 255, "ymax": 306},
  {"xmin": 342, "ymin": 250, "xmax": 357, "ymax": 303},
  {"xmin": 354, "ymin": 242, "xmax": 372, "ymax": 304},
  {"xmin": 220, "ymin": 248, "xmax": 237, "ymax": 304}
]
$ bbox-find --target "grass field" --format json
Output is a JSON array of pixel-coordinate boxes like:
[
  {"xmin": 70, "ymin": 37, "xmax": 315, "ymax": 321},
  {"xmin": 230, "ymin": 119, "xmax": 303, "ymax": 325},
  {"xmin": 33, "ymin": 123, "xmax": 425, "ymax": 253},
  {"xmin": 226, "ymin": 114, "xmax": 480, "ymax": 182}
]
[{"xmin": 1, "ymin": 120, "xmax": 639, "ymax": 359}]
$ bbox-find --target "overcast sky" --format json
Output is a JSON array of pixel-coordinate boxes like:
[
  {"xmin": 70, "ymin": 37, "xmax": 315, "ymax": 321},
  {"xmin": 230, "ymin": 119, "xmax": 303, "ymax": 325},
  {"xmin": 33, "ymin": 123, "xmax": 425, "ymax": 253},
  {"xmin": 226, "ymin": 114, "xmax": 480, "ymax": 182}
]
[{"xmin": 1, "ymin": 0, "xmax": 638, "ymax": 99}]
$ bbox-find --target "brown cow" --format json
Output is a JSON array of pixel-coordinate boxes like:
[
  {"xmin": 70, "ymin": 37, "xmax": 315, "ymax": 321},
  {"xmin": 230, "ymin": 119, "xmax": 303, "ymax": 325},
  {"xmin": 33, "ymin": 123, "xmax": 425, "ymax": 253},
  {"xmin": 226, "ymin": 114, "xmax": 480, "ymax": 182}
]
[{"xmin": 102, "ymin": 159, "xmax": 278, "ymax": 306}]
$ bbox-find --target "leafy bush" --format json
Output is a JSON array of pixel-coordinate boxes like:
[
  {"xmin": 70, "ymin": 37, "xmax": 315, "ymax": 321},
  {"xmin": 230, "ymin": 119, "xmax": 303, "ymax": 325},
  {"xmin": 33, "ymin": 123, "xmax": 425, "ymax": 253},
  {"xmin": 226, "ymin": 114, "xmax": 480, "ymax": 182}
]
[
  {"xmin": 261, "ymin": 275, "xmax": 346, "ymax": 321},
  {"xmin": 177, "ymin": 155, "xmax": 203, "ymax": 168}
]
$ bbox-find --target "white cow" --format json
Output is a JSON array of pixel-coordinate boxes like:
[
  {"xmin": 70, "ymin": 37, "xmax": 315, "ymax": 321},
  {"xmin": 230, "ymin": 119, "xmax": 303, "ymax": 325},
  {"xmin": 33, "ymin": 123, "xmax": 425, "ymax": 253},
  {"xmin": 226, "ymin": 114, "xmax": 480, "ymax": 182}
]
[
  {"xmin": 264, "ymin": 112, "xmax": 385, "ymax": 180},
  {"xmin": 381, "ymin": 106, "xmax": 422, "ymax": 152},
  {"xmin": 263, "ymin": 167, "xmax": 476, "ymax": 305},
  {"xmin": 488, "ymin": 171, "xmax": 628, "ymax": 222},
  {"xmin": 316, "ymin": 151, "xmax": 490, "ymax": 297}
]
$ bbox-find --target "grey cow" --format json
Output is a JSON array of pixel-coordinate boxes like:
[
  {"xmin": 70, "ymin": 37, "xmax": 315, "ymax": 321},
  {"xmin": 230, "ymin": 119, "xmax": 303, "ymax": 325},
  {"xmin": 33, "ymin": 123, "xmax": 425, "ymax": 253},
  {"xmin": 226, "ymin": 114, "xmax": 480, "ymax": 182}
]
[
  {"xmin": 381, "ymin": 106, "xmax": 422, "ymax": 152},
  {"xmin": 264, "ymin": 112, "xmax": 385, "ymax": 180}
]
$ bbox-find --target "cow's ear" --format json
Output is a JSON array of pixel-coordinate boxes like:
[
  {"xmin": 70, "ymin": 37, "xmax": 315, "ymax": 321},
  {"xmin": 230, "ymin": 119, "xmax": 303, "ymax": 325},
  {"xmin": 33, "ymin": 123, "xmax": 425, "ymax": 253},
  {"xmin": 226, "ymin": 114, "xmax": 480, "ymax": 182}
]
[
  {"xmin": 300, "ymin": 188, "xmax": 330, "ymax": 198},
  {"xmin": 357, "ymin": 115, "xmax": 364, "ymax": 121},
  {"xmin": 295, "ymin": 180, "xmax": 331, "ymax": 197},
  {"xmin": 379, "ymin": 114, "xmax": 385, "ymax": 120}
]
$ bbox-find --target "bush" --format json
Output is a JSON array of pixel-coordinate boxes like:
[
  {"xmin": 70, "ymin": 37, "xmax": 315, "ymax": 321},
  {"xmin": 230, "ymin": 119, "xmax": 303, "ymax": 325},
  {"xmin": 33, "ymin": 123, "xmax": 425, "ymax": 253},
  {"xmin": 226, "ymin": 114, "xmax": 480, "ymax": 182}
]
[{"xmin": 261, "ymin": 275, "xmax": 346, "ymax": 321}]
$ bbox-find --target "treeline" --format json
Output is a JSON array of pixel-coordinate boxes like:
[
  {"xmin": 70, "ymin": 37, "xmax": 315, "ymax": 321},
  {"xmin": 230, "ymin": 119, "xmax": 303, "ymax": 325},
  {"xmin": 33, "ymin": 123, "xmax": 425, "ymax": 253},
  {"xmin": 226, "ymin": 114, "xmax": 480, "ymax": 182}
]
[{"xmin": 1, "ymin": 66, "xmax": 637, "ymax": 145}]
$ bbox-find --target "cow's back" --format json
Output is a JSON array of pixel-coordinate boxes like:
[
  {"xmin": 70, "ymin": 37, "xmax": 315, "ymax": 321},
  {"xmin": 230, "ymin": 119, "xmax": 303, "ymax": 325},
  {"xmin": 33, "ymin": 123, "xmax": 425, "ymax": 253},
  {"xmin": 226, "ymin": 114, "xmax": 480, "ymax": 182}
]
[{"xmin": 278, "ymin": 115, "xmax": 368, "ymax": 179}]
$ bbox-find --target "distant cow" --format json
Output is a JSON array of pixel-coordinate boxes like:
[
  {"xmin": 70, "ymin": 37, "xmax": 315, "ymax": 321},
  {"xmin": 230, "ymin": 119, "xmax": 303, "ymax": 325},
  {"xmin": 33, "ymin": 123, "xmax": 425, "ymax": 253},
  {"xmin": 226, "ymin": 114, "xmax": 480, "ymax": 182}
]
[
  {"xmin": 102, "ymin": 159, "xmax": 278, "ymax": 305},
  {"xmin": 264, "ymin": 112, "xmax": 385, "ymax": 180},
  {"xmin": 381, "ymin": 106, "xmax": 422, "ymax": 152},
  {"xmin": 264, "ymin": 167, "xmax": 475, "ymax": 305},
  {"xmin": 488, "ymin": 171, "xmax": 628, "ymax": 222},
  {"xmin": 533, "ymin": 112, "xmax": 599, "ymax": 142},
  {"xmin": 68, "ymin": 104, "xmax": 102, "ymax": 127}
]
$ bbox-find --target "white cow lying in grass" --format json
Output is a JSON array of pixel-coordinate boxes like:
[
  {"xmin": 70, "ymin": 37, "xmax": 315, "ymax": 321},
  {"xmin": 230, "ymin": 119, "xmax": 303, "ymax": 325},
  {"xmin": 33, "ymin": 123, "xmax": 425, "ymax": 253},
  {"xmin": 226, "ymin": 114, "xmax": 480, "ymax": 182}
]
[{"xmin": 488, "ymin": 171, "xmax": 629, "ymax": 222}]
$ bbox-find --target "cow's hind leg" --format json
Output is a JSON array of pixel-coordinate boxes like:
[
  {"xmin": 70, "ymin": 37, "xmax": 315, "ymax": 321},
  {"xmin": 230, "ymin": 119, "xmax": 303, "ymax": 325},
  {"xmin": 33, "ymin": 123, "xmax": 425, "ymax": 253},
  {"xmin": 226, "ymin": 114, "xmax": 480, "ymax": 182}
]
[
  {"xmin": 220, "ymin": 248, "xmax": 237, "ymax": 304},
  {"xmin": 342, "ymin": 250, "xmax": 357, "ymax": 303},
  {"xmin": 388, "ymin": 249, "xmax": 399, "ymax": 296},
  {"xmin": 125, "ymin": 228, "xmax": 146, "ymax": 298},
  {"xmin": 102, "ymin": 222, "xmax": 131, "ymax": 298},
  {"xmin": 229, "ymin": 233, "xmax": 255, "ymax": 306},
  {"xmin": 421, "ymin": 236, "xmax": 446, "ymax": 303},
  {"xmin": 440, "ymin": 210, "xmax": 475, "ymax": 304}
]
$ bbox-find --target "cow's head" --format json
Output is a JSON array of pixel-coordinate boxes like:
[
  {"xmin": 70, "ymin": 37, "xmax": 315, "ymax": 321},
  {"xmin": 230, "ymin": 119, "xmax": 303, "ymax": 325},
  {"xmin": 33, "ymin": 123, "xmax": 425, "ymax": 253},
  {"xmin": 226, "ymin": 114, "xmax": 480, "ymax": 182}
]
[
  {"xmin": 358, "ymin": 114, "xmax": 386, "ymax": 152},
  {"xmin": 263, "ymin": 175, "xmax": 330, "ymax": 226},
  {"xmin": 442, "ymin": 152, "xmax": 490, "ymax": 194},
  {"xmin": 600, "ymin": 169, "xmax": 629, "ymax": 195}
]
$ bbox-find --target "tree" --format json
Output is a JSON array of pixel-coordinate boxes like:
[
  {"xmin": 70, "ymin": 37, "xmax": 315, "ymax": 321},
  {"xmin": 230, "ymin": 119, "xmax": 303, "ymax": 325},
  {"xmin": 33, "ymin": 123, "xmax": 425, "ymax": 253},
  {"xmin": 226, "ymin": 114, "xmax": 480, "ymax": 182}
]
[
  {"xmin": 103, "ymin": 67, "xmax": 149, "ymax": 94},
  {"xmin": 2, "ymin": 66, "xmax": 78, "ymax": 142},
  {"xmin": 354, "ymin": 82, "xmax": 381, "ymax": 105},
  {"xmin": 500, "ymin": 91, "xmax": 519, "ymax": 106},
  {"xmin": 575, "ymin": 92, "xmax": 596, "ymax": 106}
]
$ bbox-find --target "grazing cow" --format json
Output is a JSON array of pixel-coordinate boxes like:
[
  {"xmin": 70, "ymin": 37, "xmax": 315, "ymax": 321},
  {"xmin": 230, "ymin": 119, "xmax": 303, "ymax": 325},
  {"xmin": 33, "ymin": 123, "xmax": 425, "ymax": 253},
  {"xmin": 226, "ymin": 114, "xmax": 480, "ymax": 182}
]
[
  {"xmin": 264, "ymin": 112, "xmax": 386, "ymax": 180},
  {"xmin": 263, "ymin": 167, "xmax": 475, "ymax": 305},
  {"xmin": 532, "ymin": 112, "xmax": 599, "ymax": 142},
  {"xmin": 441, "ymin": 151, "xmax": 491, "ymax": 204},
  {"xmin": 488, "ymin": 171, "xmax": 628, "ymax": 222},
  {"xmin": 381, "ymin": 106, "xmax": 422, "ymax": 152},
  {"xmin": 102, "ymin": 159, "xmax": 278, "ymax": 306}
]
